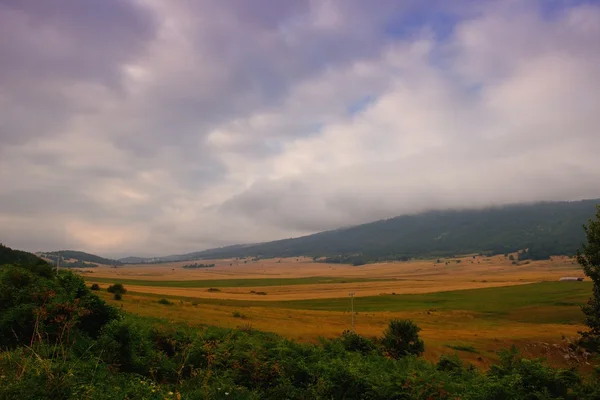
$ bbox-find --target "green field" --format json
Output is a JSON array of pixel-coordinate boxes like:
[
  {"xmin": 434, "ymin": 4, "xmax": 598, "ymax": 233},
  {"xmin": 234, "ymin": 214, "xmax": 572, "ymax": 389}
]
[{"xmin": 280, "ymin": 281, "xmax": 590, "ymax": 312}]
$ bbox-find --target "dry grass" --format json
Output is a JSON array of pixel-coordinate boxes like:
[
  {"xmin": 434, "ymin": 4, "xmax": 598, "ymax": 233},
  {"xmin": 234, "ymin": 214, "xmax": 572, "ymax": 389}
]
[
  {"xmin": 84, "ymin": 255, "xmax": 591, "ymax": 370},
  {"xmin": 91, "ymin": 280, "xmax": 532, "ymax": 301},
  {"xmin": 96, "ymin": 289, "xmax": 588, "ymax": 370},
  {"xmin": 85, "ymin": 255, "xmax": 582, "ymax": 301}
]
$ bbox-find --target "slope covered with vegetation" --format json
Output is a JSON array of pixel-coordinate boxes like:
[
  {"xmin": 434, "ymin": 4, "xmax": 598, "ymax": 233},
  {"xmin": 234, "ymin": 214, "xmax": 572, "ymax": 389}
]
[
  {"xmin": 1, "ymin": 244, "xmax": 600, "ymax": 399},
  {"xmin": 181, "ymin": 200, "xmax": 599, "ymax": 262},
  {"xmin": 0, "ymin": 243, "xmax": 47, "ymax": 267},
  {"xmin": 41, "ymin": 250, "xmax": 122, "ymax": 266}
]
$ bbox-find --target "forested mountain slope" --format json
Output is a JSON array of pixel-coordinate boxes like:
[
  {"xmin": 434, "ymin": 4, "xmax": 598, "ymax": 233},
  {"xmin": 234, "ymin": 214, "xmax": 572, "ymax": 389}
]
[{"xmin": 183, "ymin": 199, "xmax": 599, "ymax": 261}]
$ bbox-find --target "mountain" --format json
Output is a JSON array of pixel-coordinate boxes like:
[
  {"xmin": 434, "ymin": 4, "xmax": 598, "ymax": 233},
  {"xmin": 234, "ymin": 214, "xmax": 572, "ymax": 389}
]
[
  {"xmin": 170, "ymin": 199, "xmax": 599, "ymax": 262},
  {"xmin": 40, "ymin": 250, "xmax": 122, "ymax": 266}
]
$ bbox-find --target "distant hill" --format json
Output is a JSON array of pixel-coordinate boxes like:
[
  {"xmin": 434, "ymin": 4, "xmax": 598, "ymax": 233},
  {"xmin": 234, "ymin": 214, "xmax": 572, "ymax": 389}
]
[
  {"xmin": 167, "ymin": 199, "xmax": 599, "ymax": 263},
  {"xmin": 119, "ymin": 245, "xmax": 254, "ymax": 264},
  {"xmin": 41, "ymin": 250, "xmax": 122, "ymax": 266},
  {"xmin": 0, "ymin": 244, "xmax": 47, "ymax": 267},
  {"xmin": 118, "ymin": 256, "xmax": 148, "ymax": 264}
]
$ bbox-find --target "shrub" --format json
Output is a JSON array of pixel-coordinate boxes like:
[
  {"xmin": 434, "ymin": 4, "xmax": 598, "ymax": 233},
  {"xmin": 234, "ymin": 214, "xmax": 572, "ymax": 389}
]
[
  {"xmin": 90, "ymin": 283, "xmax": 100, "ymax": 290},
  {"xmin": 0, "ymin": 266, "xmax": 118, "ymax": 348},
  {"xmin": 437, "ymin": 353, "xmax": 466, "ymax": 374},
  {"xmin": 98, "ymin": 319, "xmax": 158, "ymax": 375},
  {"xmin": 206, "ymin": 288, "xmax": 221, "ymax": 292},
  {"xmin": 485, "ymin": 346, "xmax": 583, "ymax": 399},
  {"xmin": 114, "ymin": 292, "xmax": 122, "ymax": 300},
  {"xmin": 232, "ymin": 310, "xmax": 246, "ymax": 319},
  {"xmin": 380, "ymin": 319, "xmax": 424, "ymax": 358},
  {"xmin": 237, "ymin": 322, "xmax": 253, "ymax": 332},
  {"xmin": 157, "ymin": 298, "xmax": 172, "ymax": 305},
  {"xmin": 107, "ymin": 283, "xmax": 127, "ymax": 294},
  {"xmin": 339, "ymin": 330, "xmax": 378, "ymax": 355}
]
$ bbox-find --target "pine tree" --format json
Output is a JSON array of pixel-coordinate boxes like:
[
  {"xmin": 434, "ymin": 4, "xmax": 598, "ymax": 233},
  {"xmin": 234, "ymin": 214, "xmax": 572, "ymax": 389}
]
[{"xmin": 576, "ymin": 205, "xmax": 600, "ymax": 351}]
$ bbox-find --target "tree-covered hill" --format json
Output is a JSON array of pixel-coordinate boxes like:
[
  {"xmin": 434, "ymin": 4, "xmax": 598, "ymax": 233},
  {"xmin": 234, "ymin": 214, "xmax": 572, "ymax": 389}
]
[
  {"xmin": 41, "ymin": 250, "xmax": 122, "ymax": 266},
  {"xmin": 184, "ymin": 199, "xmax": 599, "ymax": 262},
  {"xmin": 0, "ymin": 243, "xmax": 47, "ymax": 267}
]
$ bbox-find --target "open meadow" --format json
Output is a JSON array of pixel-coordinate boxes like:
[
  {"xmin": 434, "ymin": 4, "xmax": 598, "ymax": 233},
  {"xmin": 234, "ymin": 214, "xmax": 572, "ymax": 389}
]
[{"xmin": 82, "ymin": 254, "xmax": 594, "ymax": 370}]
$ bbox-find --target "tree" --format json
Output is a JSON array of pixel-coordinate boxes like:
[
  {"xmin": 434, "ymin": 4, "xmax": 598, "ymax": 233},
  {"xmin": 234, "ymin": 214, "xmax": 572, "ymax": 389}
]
[
  {"xmin": 380, "ymin": 319, "xmax": 424, "ymax": 358},
  {"xmin": 107, "ymin": 283, "xmax": 127, "ymax": 294},
  {"xmin": 576, "ymin": 205, "xmax": 600, "ymax": 352}
]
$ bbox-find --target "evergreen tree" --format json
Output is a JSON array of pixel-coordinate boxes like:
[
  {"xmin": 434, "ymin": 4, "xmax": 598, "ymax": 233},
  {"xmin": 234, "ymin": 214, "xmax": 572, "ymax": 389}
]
[{"xmin": 576, "ymin": 205, "xmax": 600, "ymax": 351}]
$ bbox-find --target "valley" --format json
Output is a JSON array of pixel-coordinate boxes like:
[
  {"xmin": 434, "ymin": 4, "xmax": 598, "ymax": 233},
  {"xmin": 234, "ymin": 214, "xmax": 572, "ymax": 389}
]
[{"xmin": 82, "ymin": 254, "xmax": 593, "ymax": 370}]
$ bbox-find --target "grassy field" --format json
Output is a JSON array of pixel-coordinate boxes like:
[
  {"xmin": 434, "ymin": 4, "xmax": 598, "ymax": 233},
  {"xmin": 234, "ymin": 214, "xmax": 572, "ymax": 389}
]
[
  {"xmin": 82, "ymin": 256, "xmax": 594, "ymax": 370},
  {"xmin": 94, "ymin": 281, "xmax": 593, "ymax": 370},
  {"xmin": 86, "ymin": 275, "xmax": 386, "ymax": 288}
]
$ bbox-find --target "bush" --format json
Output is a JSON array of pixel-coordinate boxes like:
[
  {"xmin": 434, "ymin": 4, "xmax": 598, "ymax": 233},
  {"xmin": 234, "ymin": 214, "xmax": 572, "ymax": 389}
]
[
  {"xmin": 484, "ymin": 346, "xmax": 584, "ymax": 399},
  {"xmin": 380, "ymin": 319, "xmax": 424, "ymax": 358},
  {"xmin": 339, "ymin": 330, "xmax": 378, "ymax": 355},
  {"xmin": 232, "ymin": 310, "xmax": 246, "ymax": 319},
  {"xmin": 437, "ymin": 353, "xmax": 466, "ymax": 374},
  {"xmin": 90, "ymin": 283, "xmax": 100, "ymax": 290},
  {"xmin": 98, "ymin": 319, "xmax": 159, "ymax": 375},
  {"xmin": 107, "ymin": 283, "xmax": 127, "ymax": 294},
  {"xmin": 157, "ymin": 298, "xmax": 172, "ymax": 305},
  {"xmin": 114, "ymin": 292, "xmax": 122, "ymax": 300},
  {"xmin": 0, "ymin": 265, "xmax": 118, "ymax": 348}
]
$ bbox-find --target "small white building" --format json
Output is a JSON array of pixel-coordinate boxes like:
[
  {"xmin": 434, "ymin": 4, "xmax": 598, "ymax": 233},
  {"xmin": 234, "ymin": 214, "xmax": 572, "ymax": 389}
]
[{"xmin": 559, "ymin": 277, "xmax": 584, "ymax": 282}]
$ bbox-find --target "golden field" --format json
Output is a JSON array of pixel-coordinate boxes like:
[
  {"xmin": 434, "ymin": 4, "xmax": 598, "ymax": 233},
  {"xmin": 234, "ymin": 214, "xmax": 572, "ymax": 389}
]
[{"xmin": 81, "ymin": 254, "xmax": 593, "ymax": 370}]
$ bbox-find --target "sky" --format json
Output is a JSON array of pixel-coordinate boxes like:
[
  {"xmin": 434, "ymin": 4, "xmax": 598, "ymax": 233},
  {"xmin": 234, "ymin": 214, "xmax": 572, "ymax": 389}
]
[{"xmin": 1, "ymin": 0, "xmax": 599, "ymax": 258}]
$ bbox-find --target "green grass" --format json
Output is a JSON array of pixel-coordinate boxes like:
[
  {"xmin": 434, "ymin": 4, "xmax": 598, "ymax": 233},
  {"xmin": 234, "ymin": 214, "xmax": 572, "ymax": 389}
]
[
  {"xmin": 278, "ymin": 282, "xmax": 592, "ymax": 314},
  {"xmin": 113, "ymin": 282, "xmax": 591, "ymax": 326},
  {"xmin": 86, "ymin": 275, "xmax": 388, "ymax": 288}
]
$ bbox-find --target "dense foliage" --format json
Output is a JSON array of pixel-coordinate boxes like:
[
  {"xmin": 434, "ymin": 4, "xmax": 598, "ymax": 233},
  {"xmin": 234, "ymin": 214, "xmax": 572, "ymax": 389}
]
[
  {"xmin": 2, "ymin": 244, "xmax": 600, "ymax": 399},
  {"xmin": 577, "ymin": 205, "xmax": 600, "ymax": 352},
  {"xmin": 0, "ymin": 243, "xmax": 48, "ymax": 268},
  {"xmin": 0, "ymin": 262, "xmax": 118, "ymax": 349},
  {"xmin": 173, "ymin": 200, "xmax": 599, "ymax": 262},
  {"xmin": 107, "ymin": 283, "xmax": 128, "ymax": 294},
  {"xmin": 381, "ymin": 319, "xmax": 425, "ymax": 358}
]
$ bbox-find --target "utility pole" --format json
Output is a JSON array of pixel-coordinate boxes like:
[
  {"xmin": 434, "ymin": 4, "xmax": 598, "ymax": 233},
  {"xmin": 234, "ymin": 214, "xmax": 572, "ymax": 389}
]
[{"xmin": 349, "ymin": 292, "xmax": 356, "ymax": 332}]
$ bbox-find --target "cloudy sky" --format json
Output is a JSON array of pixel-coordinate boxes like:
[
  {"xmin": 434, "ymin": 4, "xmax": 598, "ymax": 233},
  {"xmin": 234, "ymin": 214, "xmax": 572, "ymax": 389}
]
[{"xmin": 1, "ymin": 0, "xmax": 599, "ymax": 257}]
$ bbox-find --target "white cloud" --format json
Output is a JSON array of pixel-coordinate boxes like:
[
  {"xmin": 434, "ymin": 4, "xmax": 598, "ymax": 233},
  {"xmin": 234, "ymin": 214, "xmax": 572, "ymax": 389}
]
[{"xmin": 1, "ymin": 0, "xmax": 599, "ymax": 257}]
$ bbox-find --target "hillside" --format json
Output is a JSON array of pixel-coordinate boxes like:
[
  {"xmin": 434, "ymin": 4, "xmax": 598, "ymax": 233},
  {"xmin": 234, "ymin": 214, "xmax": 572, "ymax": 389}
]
[
  {"xmin": 0, "ymin": 243, "xmax": 47, "ymax": 267},
  {"xmin": 40, "ymin": 250, "xmax": 122, "ymax": 266},
  {"xmin": 176, "ymin": 199, "xmax": 599, "ymax": 262}
]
